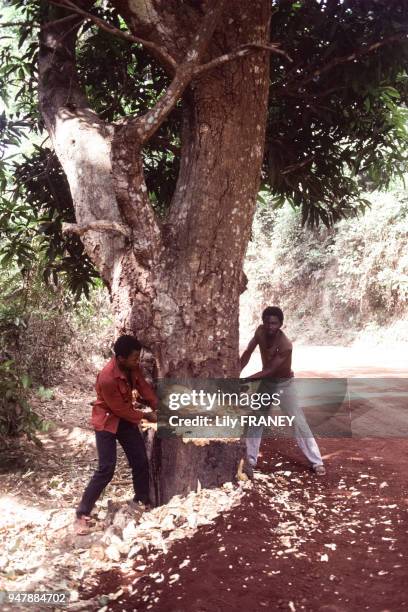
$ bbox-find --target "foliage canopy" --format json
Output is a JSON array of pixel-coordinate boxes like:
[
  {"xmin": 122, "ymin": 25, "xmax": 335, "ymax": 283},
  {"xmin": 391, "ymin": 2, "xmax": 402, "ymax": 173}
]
[{"xmin": 0, "ymin": 0, "xmax": 407, "ymax": 294}]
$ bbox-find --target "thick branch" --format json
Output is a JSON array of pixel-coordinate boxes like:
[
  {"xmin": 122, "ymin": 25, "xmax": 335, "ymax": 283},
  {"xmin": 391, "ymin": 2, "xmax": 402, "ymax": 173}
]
[
  {"xmin": 38, "ymin": 3, "xmax": 137, "ymax": 282},
  {"xmin": 111, "ymin": 0, "xmax": 226, "ymax": 237},
  {"xmin": 39, "ymin": 4, "xmax": 92, "ymax": 123},
  {"xmin": 49, "ymin": 0, "xmax": 177, "ymax": 72},
  {"xmin": 123, "ymin": 0, "xmax": 226, "ymax": 145},
  {"xmin": 110, "ymin": 0, "xmax": 206, "ymax": 66},
  {"xmin": 194, "ymin": 42, "xmax": 292, "ymax": 76},
  {"xmin": 62, "ymin": 220, "xmax": 131, "ymax": 237},
  {"xmin": 41, "ymin": 1, "xmax": 166, "ymax": 264}
]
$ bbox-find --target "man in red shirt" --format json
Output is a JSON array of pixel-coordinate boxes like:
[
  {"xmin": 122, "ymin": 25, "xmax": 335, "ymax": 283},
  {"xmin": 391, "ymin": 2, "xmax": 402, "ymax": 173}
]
[
  {"xmin": 75, "ymin": 335, "xmax": 157, "ymax": 534},
  {"xmin": 240, "ymin": 306, "xmax": 325, "ymax": 478}
]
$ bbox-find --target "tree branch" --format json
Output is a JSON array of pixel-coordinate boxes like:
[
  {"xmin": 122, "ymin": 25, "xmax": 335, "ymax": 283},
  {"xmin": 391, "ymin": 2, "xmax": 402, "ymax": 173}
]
[
  {"xmin": 194, "ymin": 42, "xmax": 292, "ymax": 76},
  {"xmin": 125, "ymin": 0, "xmax": 227, "ymax": 144},
  {"xmin": 62, "ymin": 220, "xmax": 131, "ymax": 237},
  {"xmin": 286, "ymin": 33, "xmax": 408, "ymax": 91},
  {"xmin": 2, "ymin": 21, "xmax": 40, "ymax": 27},
  {"xmin": 274, "ymin": 85, "xmax": 346, "ymax": 99},
  {"xmin": 48, "ymin": 0, "xmax": 177, "ymax": 73},
  {"xmin": 42, "ymin": 13, "xmax": 87, "ymax": 29},
  {"xmin": 39, "ymin": 2, "xmax": 161, "ymax": 279},
  {"xmin": 111, "ymin": 0, "xmax": 226, "ymax": 236},
  {"xmin": 281, "ymin": 155, "xmax": 315, "ymax": 175}
]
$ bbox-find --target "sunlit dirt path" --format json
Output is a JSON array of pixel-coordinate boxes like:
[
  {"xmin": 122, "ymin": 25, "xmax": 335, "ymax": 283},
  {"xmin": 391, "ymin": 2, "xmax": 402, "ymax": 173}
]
[{"xmin": 243, "ymin": 344, "xmax": 408, "ymax": 378}]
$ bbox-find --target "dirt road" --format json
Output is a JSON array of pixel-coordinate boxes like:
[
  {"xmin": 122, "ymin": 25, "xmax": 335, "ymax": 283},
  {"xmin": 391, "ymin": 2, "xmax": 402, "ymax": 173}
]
[
  {"xmin": 242, "ymin": 344, "xmax": 408, "ymax": 378},
  {"xmin": 81, "ymin": 435, "xmax": 407, "ymax": 612}
]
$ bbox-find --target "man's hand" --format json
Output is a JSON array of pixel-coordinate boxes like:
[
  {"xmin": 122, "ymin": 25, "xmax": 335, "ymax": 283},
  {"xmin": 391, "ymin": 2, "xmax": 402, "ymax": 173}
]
[{"xmin": 139, "ymin": 410, "xmax": 157, "ymax": 431}]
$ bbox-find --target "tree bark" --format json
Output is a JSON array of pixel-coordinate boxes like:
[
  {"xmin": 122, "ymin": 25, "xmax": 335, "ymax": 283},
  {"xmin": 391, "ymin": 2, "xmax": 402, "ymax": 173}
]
[{"xmin": 39, "ymin": 0, "xmax": 271, "ymax": 504}]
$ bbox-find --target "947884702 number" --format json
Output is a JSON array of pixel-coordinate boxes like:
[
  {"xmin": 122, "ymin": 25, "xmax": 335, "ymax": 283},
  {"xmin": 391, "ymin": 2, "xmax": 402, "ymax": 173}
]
[{"xmin": 0, "ymin": 591, "xmax": 70, "ymax": 606}]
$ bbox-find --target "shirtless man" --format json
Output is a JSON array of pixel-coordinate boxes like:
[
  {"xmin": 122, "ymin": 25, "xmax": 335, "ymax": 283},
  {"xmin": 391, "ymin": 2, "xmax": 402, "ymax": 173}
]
[{"xmin": 240, "ymin": 306, "xmax": 326, "ymax": 477}]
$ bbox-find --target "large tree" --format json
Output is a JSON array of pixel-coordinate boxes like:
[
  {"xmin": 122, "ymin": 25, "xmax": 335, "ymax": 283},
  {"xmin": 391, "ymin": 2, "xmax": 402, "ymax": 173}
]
[{"xmin": 1, "ymin": 0, "xmax": 407, "ymax": 501}]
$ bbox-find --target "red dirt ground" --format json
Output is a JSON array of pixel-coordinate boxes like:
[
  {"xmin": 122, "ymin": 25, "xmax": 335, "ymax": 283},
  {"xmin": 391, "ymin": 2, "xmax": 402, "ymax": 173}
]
[
  {"xmin": 78, "ymin": 348, "xmax": 408, "ymax": 611},
  {"xmin": 80, "ymin": 435, "xmax": 408, "ymax": 612}
]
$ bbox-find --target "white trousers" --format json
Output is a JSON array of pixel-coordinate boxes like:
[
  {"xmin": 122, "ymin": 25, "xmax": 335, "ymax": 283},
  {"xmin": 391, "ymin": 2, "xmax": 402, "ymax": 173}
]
[{"xmin": 245, "ymin": 378, "xmax": 323, "ymax": 468}]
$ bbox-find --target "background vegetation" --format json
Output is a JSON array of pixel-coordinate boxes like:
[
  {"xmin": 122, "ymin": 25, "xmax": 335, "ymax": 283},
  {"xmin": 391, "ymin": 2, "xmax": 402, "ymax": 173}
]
[
  {"xmin": 0, "ymin": 262, "xmax": 112, "ymax": 442},
  {"xmin": 242, "ymin": 183, "xmax": 408, "ymax": 345}
]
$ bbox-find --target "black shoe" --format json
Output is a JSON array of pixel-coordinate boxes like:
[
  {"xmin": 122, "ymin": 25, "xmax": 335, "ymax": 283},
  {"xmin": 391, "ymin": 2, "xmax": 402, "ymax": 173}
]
[{"xmin": 129, "ymin": 498, "xmax": 151, "ymax": 511}]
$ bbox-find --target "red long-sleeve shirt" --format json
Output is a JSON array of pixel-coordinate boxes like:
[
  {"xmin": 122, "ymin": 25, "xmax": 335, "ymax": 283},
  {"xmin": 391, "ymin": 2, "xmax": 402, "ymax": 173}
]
[{"xmin": 91, "ymin": 357, "xmax": 158, "ymax": 433}]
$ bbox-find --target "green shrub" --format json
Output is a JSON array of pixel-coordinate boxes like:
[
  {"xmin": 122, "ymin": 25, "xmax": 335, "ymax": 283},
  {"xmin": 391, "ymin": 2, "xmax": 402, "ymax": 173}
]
[
  {"xmin": 0, "ymin": 263, "xmax": 83, "ymax": 440},
  {"xmin": 0, "ymin": 266, "xmax": 73, "ymax": 383},
  {"xmin": 0, "ymin": 360, "xmax": 46, "ymax": 442}
]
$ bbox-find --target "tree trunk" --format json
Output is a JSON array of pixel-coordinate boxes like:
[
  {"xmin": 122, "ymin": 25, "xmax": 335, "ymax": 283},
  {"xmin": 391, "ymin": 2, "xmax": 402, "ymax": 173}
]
[
  {"xmin": 144, "ymin": 429, "xmax": 244, "ymax": 506},
  {"xmin": 39, "ymin": 0, "xmax": 271, "ymax": 504}
]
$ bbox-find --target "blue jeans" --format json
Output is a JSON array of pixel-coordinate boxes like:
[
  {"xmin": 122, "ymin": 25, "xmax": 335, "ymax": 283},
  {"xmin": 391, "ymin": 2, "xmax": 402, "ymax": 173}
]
[{"xmin": 76, "ymin": 419, "xmax": 149, "ymax": 517}]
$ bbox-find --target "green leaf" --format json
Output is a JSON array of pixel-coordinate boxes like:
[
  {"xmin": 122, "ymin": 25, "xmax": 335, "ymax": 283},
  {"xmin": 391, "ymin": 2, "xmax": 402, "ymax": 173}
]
[{"xmin": 20, "ymin": 373, "xmax": 31, "ymax": 389}]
